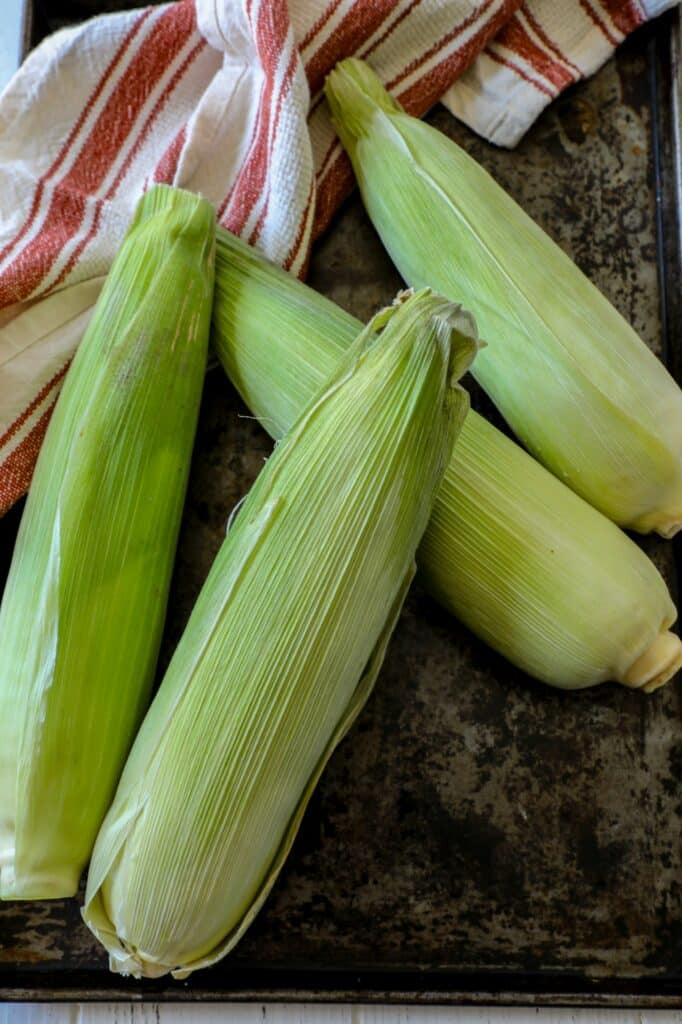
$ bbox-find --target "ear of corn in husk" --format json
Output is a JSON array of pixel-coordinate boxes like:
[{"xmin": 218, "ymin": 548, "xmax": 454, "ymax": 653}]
[
  {"xmin": 0, "ymin": 185, "xmax": 215, "ymax": 900},
  {"xmin": 324, "ymin": 58, "xmax": 682, "ymax": 539},
  {"xmin": 83, "ymin": 288, "xmax": 478, "ymax": 978},
  {"xmin": 211, "ymin": 226, "xmax": 682, "ymax": 692}
]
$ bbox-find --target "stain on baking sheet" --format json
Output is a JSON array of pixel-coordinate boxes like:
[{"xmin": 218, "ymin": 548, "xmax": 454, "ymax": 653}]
[{"xmin": 0, "ymin": 17, "xmax": 680, "ymax": 997}]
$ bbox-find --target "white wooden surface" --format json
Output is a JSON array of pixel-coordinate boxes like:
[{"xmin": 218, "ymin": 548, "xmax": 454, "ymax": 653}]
[
  {"xmin": 0, "ymin": 1009, "xmax": 681, "ymax": 1024},
  {"xmin": 0, "ymin": 0, "xmax": 26, "ymax": 93}
]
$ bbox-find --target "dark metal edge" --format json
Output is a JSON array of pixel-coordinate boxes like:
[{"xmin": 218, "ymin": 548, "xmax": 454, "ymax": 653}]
[
  {"xmin": 20, "ymin": 0, "xmax": 33, "ymax": 60},
  {"xmin": 2, "ymin": 969, "xmax": 682, "ymax": 1008},
  {"xmin": 2, "ymin": 7, "xmax": 680, "ymax": 1010},
  {"xmin": 651, "ymin": 10, "xmax": 682, "ymax": 597}
]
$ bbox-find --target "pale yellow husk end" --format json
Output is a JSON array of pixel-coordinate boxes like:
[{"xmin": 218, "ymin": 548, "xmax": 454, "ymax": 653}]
[
  {"xmin": 83, "ymin": 885, "xmax": 173, "ymax": 978},
  {"xmin": 0, "ymin": 864, "xmax": 79, "ymax": 901},
  {"xmin": 621, "ymin": 630, "xmax": 682, "ymax": 692},
  {"xmin": 632, "ymin": 499, "xmax": 682, "ymax": 538},
  {"xmin": 655, "ymin": 519, "xmax": 682, "ymax": 540}
]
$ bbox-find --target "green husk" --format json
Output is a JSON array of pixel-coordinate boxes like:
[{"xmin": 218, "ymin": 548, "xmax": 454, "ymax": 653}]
[
  {"xmin": 324, "ymin": 58, "xmax": 682, "ymax": 539},
  {"xmin": 0, "ymin": 185, "xmax": 215, "ymax": 899},
  {"xmin": 210, "ymin": 226, "xmax": 682, "ymax": 692},
  {"xmin": 83, "ymin": 288, "xmax": 478, "ymax": 978}
]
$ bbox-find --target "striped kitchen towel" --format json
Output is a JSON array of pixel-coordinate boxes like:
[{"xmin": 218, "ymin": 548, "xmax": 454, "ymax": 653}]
[
  {"xmin": 444, "ymin": 0, "xmax": 676, "ymax": 145},
  {"xmin": 0, "ymin": 0, "xmax": 676, "ymax": 515}
]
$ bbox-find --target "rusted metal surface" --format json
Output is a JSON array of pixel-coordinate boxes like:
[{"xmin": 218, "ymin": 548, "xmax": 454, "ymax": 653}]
[{"xmin": 0, "ymin": 10, "xmax": 680, "ymax": 1006}]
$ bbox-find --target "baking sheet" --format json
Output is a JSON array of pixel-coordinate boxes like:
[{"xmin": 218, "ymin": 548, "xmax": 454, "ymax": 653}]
[{"xmin": 0, "ymin": 5, "xmax": 680, "ymax": 1007}]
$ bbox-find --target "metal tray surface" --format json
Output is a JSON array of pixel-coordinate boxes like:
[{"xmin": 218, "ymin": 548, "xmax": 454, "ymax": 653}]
[{"xmin": 0, "ymin": 5, "xmax": 680, "ymax": 1007}]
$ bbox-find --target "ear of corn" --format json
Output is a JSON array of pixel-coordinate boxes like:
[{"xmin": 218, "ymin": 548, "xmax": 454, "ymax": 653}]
[
  {"xmin": 83, "ymin": 288, "xmax": 478, "ymax": 978},
  {"xmin": 324, "ymin": 58, "xmax": 682, "ymax": 539},
  {"xmin": 211, "ymin": 226, "xmax": 682, "ymax": 692},
  {"xmin": 0, "ymin": 185, "xmax": 215, "ymax": 900}
]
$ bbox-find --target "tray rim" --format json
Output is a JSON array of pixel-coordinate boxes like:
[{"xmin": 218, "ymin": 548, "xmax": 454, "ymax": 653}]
[
  {"xmin": 2, "ymin": 966, "xmax": 682, "ymax": 1008},
  {"xmin": 1, "ymin": 4, "xmax": 681, "ymax": 1009}
]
